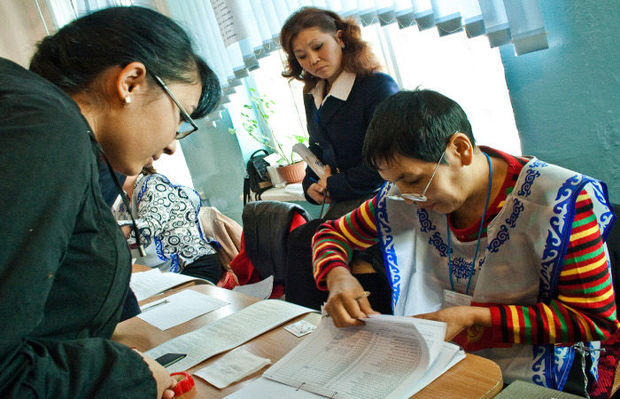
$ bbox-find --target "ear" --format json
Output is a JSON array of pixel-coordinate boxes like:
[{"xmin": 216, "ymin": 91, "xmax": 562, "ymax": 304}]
[
  {"xmin": 115, "ymin": 62, "xmax": 148, "ymax": 104},
  {"xmin": 336, "ymin": 29, "xmax": 345, "ymax": 47},
  {"xmin": 448, "ymin": 132, "xmax": 474, "ymax": 166}
]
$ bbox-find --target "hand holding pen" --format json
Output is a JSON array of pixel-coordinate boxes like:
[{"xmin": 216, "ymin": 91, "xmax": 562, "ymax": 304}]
[{"xmin": 307, "ymin": 165, "xmax": 332, "ymax": 205}]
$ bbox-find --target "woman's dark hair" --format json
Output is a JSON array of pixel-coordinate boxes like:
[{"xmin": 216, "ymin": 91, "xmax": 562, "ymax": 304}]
[
  {"xmin": 363, "ymin": 90, "xmax": 475, "ymax": 169},
  {"xmin": 29, "ymin": 6, "xmax": 219, "ymax": 119},
  {"xmin": 280, "ymin": 7, "xmax": 381, "ymax": 93}
]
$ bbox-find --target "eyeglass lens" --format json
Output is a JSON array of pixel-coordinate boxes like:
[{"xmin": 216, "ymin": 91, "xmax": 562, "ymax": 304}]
[{"xmin": 387, "ymin": 150, "xmax": 447, "ymax": 203}]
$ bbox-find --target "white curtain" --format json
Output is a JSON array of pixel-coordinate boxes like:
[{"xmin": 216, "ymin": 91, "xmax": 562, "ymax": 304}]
[
  {"xmin": 162, "ymin": 0, "xmax": 547, "ymax": 97},
  {"xmin": 44, "ymin": 0, "xmax": 547, "ymax": 120}
]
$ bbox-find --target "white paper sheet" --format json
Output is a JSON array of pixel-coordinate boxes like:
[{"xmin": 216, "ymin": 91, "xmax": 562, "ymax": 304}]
[
  {"xmin": 137, "ymin": 290, "xmax": 228, "ymax": 330},
  {"xmin": 226, "ymin": 345, "xmax": 465, "ymax": 399},
  {"xmin": 194, "ymin": 348, "xmax": 271, "ymax": 389},
  {"xmin": 232, "ymin": 275, "xmax": 273, "ymax": 299},
  {"xmin": 225, "ymin": 377, "xmax": 321, "ymax": 399},
  {"xmin": 130, "ymin": 268, "xmax": 201, "ymax": 301},
  {"xmin": 145, "ymin": 299, "xmax": 314, "ymax": 373},
  {"xmin": 261, "ymin": 315, "xmax": 464, "ymax": 399}
]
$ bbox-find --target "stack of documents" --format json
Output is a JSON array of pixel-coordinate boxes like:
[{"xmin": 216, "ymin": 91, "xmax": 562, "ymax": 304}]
[{"xmin": 227, "ymin": 315, "xmax": 464, "ymax": 399}]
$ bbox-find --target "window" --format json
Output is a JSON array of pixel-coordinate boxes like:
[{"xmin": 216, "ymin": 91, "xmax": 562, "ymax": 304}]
[{"xmin": 241, "ymin": 21, "xmax": 521, "ymax": 158}]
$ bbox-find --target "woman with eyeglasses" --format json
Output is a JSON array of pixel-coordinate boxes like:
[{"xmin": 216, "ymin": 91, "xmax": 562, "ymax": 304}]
[
  {"xmin": 279, "ymin": 6, "xmax": 399, "ymax": 312},
  {"xmin": 0, "ymin": 6, "xmax": 219, "ymax": 399},
  {"xmin": 312, "ymin": 90, "xmax": 618, "ymax": 396}
]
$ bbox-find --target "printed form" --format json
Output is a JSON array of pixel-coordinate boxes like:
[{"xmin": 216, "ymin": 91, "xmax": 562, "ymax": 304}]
[
  {"xmin": 145, "ymin": 299, "xmax": 313, "ymax": 373},
  {"xmin": 228, "ymin": 315, "xmax": 464, "ymax": 399}
]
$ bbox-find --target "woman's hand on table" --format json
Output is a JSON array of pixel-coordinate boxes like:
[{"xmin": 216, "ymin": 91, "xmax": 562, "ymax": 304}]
[
  {"xmin": 325, "ymin": 267, "xmax": 378, "ymax": 328},
  {"xmin": 415, "ymin": 306, "xmax": 492, "ymax": 341},
  {"xmin": 134, "ymin": 349, "xmax": 177, "ymax": 399}
]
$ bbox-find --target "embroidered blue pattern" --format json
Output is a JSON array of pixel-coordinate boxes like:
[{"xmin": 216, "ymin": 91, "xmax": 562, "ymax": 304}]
[
  {"xmin": 532, "ymin": 345, "xmax": 553, "ymax": 388},
  {"xmin": 553, "ymin": 346, "xmax": 574, "ymax": 390},
  {"xmin": 534, "ymin": 169, "xmax": 584, "ymax": 388},
  {"xmin": 518, "ymin": 168, "xmax": 541, "ymax": 197},
  {"xmin": 589, "ymin": 342, "xmax": 600, "ymax": 382},
  {"xmin": 154, "ymin": 237, "xmax": 166, "ymax": 261},
  {"xmin": 487, "ymin": 225, "xmax": 509, "ymax": 253},
  {"xmin": 505, "ymin": 198, "xmax": 524, "ymax": 228},
  {"xmin": 376, "ymin": 184, "xmax": 401, "ymax": 309},
  {"xmin": 170, "ymin": 253, "xmax": 180, "ymax": 273},
  {"xmin": 539, "ymin": 174, "xmax": 581, "ymax": 302},
  {"xmin": 428, "ymin": 232, "xmax": 449, "ymax": 257},
  {"xmin": 416, "ymin": 209, "xmax": 449, "ymax": 257},
  {"xmin": 451, "ymin": 257, "xmax": 476, "ymax": 280},
  {"xmin": 590, "ymin": 180, "xmax": 615, "ymax": 237},
  {"xmin": 529, "ymin": 159, "xmax": 548, "ymax": 168},
  {"xmin": 417, "ymin": 208, "xmax": 436, "ymax": 233}
]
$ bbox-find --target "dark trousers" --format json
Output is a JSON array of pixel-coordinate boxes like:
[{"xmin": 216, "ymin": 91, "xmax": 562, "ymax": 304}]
[
  {"xmin": 181, "ymin": 253, "xmax": 224, "ymax": 284},
  {"xmin": 120, "ymin": 288, "xmax": 141, "ymax": 322},
  {"xmin": 285, "ymin": 218, "xmax": 392, "ymax": 314}
]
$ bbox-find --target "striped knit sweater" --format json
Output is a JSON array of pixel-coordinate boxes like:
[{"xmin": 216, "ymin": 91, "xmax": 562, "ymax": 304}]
[{"xmin": 312, "ymin": 149, "xmax": 618, "ymax": 348}]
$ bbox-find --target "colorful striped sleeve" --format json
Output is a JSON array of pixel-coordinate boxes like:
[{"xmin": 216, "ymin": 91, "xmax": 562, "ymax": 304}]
[
  {"xmin": 312, "ymin": 197, "xmax": 380, "ymax": 289},
  {"xmin": 477, "ymin": 190, "xmax": 619, "ymax": 347}
]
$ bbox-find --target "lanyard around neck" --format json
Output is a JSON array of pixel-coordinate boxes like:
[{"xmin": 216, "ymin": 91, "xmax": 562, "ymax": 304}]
[{"xmin": 447, "ymin": 152, "xmax": 493, "ymax": 295}]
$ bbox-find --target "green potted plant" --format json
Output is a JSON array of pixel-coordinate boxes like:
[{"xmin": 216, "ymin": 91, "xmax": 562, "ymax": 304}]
[{"xmin": 229, "ymin": 88, "xmax": 307, "ymax": 184}]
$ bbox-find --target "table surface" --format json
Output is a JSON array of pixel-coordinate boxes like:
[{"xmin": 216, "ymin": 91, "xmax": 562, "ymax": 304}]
[{"xmin": 113, "ymin": 283, "xmax": 503, "ymax": 398}]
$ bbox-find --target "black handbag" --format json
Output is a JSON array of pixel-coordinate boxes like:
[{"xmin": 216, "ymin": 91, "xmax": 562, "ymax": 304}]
[{"xmin": 243, "ymin": 149, "xmax": 273, "ymax": 204}]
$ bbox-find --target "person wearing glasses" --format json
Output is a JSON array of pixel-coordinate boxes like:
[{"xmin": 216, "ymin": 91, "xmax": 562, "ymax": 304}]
[
  {"xmin": 0, "ymin": 6, "xmax": 219, "ymax": 399},
  {"xmin": 312, "ymin": 90, "xmax": 618, "ymax": 396},
  {"xmin": 114, "ymin": 166, "xmax": 224, "ymax": 284}
]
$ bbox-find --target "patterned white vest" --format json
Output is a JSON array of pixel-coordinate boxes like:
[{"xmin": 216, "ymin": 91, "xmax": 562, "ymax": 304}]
[{"xmin": 376, "ymin": 158, "xmax": 615, "ymax": 389}]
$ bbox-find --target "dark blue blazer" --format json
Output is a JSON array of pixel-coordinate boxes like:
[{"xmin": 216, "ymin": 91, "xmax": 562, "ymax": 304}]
[{"xmin": 302, "ymin": 72, "xmax": 399, "ymax": 204}]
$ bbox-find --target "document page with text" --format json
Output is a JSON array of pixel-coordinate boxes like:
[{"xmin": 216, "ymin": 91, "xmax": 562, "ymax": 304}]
[
  {"xmin": 145, "ymin": 299, "xmax": 313, "ymax": 372},
  {"xmin": 263, "ymin": 315, "xmax": 458, "ymax": 399}
]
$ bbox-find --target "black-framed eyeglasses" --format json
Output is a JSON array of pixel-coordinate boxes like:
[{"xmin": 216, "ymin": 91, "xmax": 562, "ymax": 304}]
[{"xmin": 151, "ymin": 74, "xmax": 199, "ymax": 139}]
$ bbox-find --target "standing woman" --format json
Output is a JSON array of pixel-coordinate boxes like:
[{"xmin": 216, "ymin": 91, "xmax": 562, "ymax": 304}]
[
  {"xmin": 280, "ymin": 6, "xmax": 398, "ymax": 212},
  {"xmin": 280, "ymin": 7, "xmax": 398, "ymax": 310},
  {"xmin": 0, "ymin": 6, "xmax": 219, "ymax": 399}
]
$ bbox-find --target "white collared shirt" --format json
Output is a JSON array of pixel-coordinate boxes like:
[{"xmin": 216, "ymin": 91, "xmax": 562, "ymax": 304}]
[{"xmin": 309, "ymin": 71, "xmax": 356, "ymax": 109}]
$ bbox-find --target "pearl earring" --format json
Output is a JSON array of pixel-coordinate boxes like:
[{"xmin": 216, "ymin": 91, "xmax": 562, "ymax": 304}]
[{"xmin": 124, "ymin": 96, "xmax": 132, "ymax": 104}]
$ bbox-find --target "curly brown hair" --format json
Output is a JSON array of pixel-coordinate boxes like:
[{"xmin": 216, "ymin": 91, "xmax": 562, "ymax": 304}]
[{"xmin": 280, "ymin": 7, "xmax": 381, "ymax": 93}]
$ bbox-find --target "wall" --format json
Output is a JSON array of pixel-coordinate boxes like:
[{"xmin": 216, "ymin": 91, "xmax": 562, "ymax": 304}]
[
  {"xmin": 0, "ymin": 1, "xmax": 53, "ymax": 67},
  {"xmin": 181, "ymin": 111, "xmax": 247, "ymax": 223},
  {"xmin": 500, "ymin": 0, "xmax": 619, "ymax": 203}
]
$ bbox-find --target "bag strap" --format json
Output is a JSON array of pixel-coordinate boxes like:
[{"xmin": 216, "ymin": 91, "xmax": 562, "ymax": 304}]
[
  {"xmin": 250, "ymin": 148, "xmax": 270, "ymax": 159},
  {"xmin": 243, "ymin": 176, "xmax": 250, "ymax": 205}
]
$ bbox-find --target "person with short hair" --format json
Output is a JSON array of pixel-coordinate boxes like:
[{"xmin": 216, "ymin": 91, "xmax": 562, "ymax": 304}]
[
  {"xmin": 0, "ymin": 6, "xmax": 220, "ymax": 398},
  {"xmin": 313, "ymin": 89, "xmax": 618, "ymax": 395}
]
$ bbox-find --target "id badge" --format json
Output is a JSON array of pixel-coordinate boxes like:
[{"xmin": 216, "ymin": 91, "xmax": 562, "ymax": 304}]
[{"xmin": 443, "ymin": 289, "xmax": 473, "ymax": 308}]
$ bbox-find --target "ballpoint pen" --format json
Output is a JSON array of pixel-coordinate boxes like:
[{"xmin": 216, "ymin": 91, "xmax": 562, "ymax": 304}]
[{"xmin": 141, "ymin": 299, "xmax": 169, "ymax": 312}]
